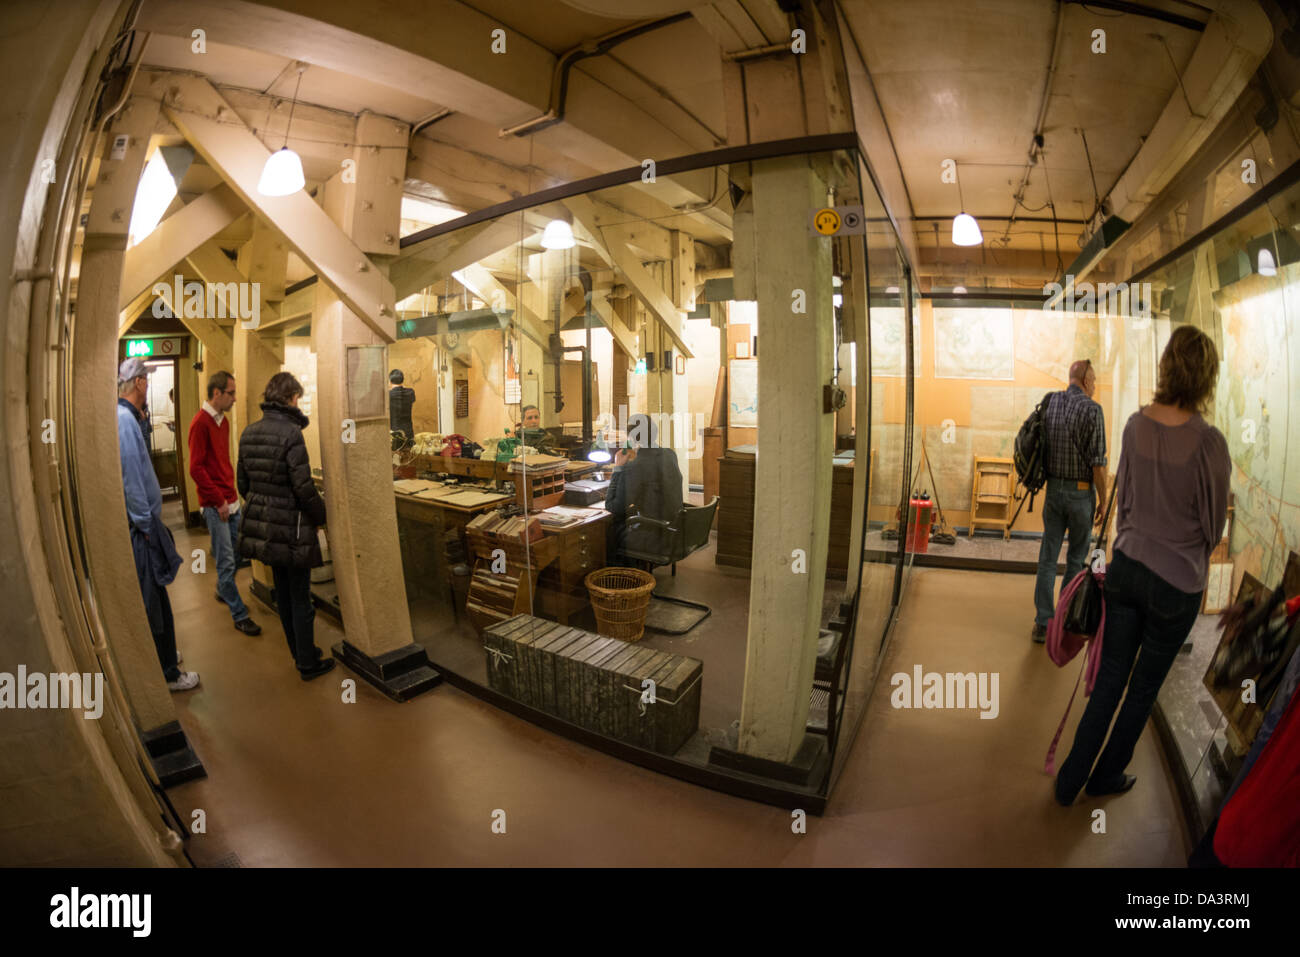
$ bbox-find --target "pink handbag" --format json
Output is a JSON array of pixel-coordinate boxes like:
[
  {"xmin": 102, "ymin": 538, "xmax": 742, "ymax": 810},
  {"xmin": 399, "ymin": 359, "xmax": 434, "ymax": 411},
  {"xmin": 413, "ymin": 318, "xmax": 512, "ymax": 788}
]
[{"xmin": 1044, "ymin": 566, "xmax": 1107, "ymax": 774}]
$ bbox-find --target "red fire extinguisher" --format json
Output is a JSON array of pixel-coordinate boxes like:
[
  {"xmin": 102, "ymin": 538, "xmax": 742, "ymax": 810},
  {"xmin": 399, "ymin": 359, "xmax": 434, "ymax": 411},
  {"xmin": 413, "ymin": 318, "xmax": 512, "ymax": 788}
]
[{"xmin": 906, "ymin": 492, "xmax": 933, "ymax": 554}]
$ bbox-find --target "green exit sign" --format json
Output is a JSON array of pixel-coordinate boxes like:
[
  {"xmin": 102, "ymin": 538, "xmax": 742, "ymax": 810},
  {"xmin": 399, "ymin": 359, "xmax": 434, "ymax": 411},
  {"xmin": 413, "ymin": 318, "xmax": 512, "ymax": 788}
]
[{"xmin": 126, "ymin": 339, "xmax": 152, "ymax": 357}]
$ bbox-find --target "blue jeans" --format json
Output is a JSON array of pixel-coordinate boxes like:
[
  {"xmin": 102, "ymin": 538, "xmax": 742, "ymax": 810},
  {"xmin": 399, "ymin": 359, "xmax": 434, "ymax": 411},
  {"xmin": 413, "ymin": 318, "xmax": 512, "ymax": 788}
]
[
  {"xmin": 1055, "ymin": 549, "xmax": 1202, "ymax": 802},
  {"xmin": 1033, "ymin": 478, "xmax": 1096, "ymax": 628},
  {"xmin": 203, "ymin": 506, "xmax": 250, "ymax": 622}
]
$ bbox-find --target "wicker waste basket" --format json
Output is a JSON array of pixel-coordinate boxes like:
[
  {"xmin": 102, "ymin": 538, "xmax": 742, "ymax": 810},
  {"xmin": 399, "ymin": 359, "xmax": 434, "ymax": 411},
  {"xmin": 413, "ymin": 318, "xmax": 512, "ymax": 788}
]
[{"xmin": 584, "ymin": 567, "xmax": 656, "ymax": 642}]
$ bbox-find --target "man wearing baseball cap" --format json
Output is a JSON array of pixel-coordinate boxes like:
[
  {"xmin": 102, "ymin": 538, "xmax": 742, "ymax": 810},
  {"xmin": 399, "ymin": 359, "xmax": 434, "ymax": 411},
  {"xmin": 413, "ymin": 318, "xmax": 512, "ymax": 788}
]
[{"xmin": 118, "ymin": 357, "xmax": 198, "ymax": 691}]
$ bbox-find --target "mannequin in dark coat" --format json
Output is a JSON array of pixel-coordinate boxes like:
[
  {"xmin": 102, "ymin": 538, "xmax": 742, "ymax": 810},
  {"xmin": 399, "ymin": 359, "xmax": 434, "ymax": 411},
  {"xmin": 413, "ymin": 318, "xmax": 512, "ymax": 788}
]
[
  {"xmin": 237, "ymin": 374, "xmax": 334, "ymax": 679},
  {"xmin": 605, "ymin": 413, "xmax": 683, "ymax": 565}
]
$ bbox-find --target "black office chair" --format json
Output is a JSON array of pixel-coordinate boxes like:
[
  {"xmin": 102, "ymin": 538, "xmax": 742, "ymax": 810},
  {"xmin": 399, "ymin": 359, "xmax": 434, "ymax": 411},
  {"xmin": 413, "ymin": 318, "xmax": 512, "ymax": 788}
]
[{"xmin": 623, "ymin": 496, "xmax": 719, "ymax": 634}]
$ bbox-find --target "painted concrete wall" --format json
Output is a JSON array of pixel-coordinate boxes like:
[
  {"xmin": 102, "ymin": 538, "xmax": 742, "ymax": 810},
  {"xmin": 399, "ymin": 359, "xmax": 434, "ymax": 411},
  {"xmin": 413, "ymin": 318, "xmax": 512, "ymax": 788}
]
[{"xmin": 0, "ymin": 0, "xmax": 174, "ymax": 865}]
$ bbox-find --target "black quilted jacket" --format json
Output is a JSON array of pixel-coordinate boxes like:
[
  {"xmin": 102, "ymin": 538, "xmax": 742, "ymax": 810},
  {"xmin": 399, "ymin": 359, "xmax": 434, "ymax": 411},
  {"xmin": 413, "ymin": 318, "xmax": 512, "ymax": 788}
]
[{"xmin": 236, "ymin": 402, "xmax": 326, "ymax": 568}]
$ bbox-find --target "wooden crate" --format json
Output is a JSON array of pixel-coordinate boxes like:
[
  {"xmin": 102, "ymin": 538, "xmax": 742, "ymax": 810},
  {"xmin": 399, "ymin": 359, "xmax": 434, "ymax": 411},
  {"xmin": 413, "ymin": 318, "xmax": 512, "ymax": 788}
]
[{"xmin": 482, "ymin": 614, "xmax": 702, "ymax": 754}]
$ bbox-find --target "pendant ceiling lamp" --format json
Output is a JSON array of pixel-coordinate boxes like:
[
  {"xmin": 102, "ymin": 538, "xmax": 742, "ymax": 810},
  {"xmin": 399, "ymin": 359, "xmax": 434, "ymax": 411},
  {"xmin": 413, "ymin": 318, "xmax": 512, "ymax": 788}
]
[
  {"xmin": 541, "ymin": 219, "xmax": 576, "ymax": 249},
  {"xmin": 951, "ymin": 163, "xmax": 983, "ymax": 246},
  {"xmin": 1258, "ymin": 247, "xmax": 1277, "ymax": 277},
  {"xmin": 258, "ymin": 64, "xmax": 307, "ymax": 196}
]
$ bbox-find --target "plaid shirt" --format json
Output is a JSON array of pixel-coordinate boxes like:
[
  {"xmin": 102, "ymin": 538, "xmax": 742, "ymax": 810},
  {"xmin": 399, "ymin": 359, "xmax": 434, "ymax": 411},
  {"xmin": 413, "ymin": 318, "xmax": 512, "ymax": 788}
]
[{"xmin": 1044, "ymin": 384, "xmax": 1107, "ymax": 482}]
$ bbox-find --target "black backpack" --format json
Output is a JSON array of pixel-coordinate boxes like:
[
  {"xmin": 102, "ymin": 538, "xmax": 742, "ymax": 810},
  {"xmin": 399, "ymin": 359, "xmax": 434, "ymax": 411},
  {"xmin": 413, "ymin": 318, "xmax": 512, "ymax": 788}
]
[{"xmin": 1013, "ymin": 392, "xmax": 1054, "ymax": 515}]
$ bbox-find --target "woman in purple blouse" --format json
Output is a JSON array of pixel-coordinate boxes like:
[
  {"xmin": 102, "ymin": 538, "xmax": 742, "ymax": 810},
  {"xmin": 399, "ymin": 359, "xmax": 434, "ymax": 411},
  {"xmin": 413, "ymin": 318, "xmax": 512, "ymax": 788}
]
[{"xmin": 1055, "ymin": 324, "xmax": 1232, "ymax": 805}]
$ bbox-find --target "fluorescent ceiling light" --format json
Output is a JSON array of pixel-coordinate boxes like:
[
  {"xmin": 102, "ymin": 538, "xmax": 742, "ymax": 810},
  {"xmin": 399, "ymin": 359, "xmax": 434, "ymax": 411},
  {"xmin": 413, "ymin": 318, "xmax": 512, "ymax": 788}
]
[
  {"xmin": 258, "ymin": 147, "xmax": 305, "ymax": 196},
  {"xmin": 128, "ymin": 152, "xmax": 178, "ymax": 248},
  {"xmin": 1257, "ymin": 248, "xmax": 1277, "ymax": 277},
  {"xmin": 952, "ymin": 213, "xmax": 983, "ymax": 246},
  {"xmin": 541, "ymin": 219, "xmax": 575, "ymax": 249}
]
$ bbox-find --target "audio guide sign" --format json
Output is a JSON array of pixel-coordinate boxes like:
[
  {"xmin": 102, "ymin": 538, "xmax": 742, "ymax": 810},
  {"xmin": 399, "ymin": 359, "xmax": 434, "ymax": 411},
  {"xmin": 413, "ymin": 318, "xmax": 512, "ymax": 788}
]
[{"xmin": 809, "ymin": 205, "xmax": 865, "ymax": 236}]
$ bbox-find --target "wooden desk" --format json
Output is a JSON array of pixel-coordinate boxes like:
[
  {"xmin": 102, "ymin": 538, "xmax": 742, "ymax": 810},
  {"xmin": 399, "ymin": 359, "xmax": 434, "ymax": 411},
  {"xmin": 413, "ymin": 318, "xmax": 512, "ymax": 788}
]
[
  {"xmin": 394, "ymin": 488, "xmax": 508, "ymax": 602},
  {"xmin": 394, "ymin": 487, "xmax": 610, "ymax": 625},
  {"xmin": 536, "ymin": 511, "xmax": 610, "ymax": 624}
]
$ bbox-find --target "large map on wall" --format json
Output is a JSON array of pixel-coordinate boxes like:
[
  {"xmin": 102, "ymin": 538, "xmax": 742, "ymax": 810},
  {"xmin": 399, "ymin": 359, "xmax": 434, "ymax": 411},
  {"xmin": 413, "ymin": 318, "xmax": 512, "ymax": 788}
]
[
  {"xmin": 728, "ymin": 358, "xmax": 757, "ymax": 428},
  {"xmin": 869, "ymin": 306, "xmax": 917, "ymax": 376},
  {"xmin": 1215, "ymin": 273, "xmax": 1300, "ymax": 588},
  {"xmin": 933, "ymin": 308, "xmax": 1015, "ymax": 379}
]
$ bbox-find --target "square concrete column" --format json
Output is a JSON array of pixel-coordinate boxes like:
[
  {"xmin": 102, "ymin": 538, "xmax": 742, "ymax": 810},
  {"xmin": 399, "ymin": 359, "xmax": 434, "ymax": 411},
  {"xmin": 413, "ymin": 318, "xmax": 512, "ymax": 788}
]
[
  {"xmin": 308, "ymin": 116, "xmax": 439, "ymax": 700},
  {"xmin": 712, "ymin": 155, "xmax": 835, "ymax": 779}
]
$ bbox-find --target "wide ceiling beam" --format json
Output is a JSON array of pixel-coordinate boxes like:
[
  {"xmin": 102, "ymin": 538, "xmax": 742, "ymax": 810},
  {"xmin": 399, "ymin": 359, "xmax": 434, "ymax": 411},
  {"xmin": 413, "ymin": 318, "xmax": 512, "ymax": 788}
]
[
  {"xmin": 566, "ymin": 194, "xmax": 692, "ymax": 358},
  {"xmin": 118, "ymin": 181, "xmax": 244, "ymax": 310},
  {"xmin": 155, "ymin": 72, "xmax": 396, "ymax": 340},
  {"xmin": 392, "ymin": 219, "xmax": 525, "ymax": 300},
  {"xmin": 185, "ymin": 241, "xmax": 282, "ymax": 328},
  {"xmin": 138, "ymin": 0, "xmax": 706, "ymax": 177},
  {"xmin": 454, "ymin": 263, "xmax": 548, "ymax": 348}
]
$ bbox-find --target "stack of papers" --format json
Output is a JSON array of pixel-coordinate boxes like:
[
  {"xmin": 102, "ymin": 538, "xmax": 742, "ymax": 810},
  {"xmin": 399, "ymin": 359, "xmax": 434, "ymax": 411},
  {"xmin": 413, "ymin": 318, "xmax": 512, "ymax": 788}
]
[
  {"xmin": 538, "ymin": 505, "xmax": 598, "ymax": 527},
  {"xmin": 510, "ymin": 453, "xmax": 568, "ymax": 471},
  {"xmin": 394, "ymin": 478, "xmax": 441, "ymax": 494}
]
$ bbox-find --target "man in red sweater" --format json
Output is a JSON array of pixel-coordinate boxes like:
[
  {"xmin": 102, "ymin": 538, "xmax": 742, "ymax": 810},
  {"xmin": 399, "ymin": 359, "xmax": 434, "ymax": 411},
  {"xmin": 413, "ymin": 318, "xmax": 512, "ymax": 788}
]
[{"xmin": 189, "ymin": 371, "xmax": 261, "ymax": 635}]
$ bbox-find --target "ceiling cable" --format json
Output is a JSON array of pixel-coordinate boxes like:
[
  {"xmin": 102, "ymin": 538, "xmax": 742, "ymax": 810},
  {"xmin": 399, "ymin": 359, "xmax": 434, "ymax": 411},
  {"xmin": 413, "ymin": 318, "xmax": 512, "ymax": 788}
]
[{"xmin": 1078, "ymin": 127, "xmax": 1101, "ymax": 216}]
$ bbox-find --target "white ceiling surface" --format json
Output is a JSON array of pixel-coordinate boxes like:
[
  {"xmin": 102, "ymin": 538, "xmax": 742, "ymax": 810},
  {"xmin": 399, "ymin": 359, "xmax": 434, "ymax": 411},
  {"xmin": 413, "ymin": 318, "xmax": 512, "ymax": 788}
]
[
  {"xmin": 132, "ymin": 0, "xmax": 1217, "ymax": 282},
  {"xmin": 141, "ymin": 32, "xmax": 449, "ymax": 124},
  {"xmin": 841, "ymin": 0, "xmax": 1201, "ymax": 253}
]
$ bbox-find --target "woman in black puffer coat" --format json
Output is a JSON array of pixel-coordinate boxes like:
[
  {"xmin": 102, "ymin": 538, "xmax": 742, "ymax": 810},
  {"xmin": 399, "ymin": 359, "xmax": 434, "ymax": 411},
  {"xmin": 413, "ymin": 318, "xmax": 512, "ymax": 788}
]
[{"xmin": 237, "ymin": 372, "xmax": 334, "ymax": 681}]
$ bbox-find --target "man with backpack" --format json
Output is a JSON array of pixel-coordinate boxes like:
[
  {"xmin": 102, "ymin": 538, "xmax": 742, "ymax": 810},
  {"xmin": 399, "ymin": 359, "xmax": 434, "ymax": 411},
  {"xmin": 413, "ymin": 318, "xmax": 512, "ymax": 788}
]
[{"xmin": 1030, "ymin": 359, "xmax": 1108, "ymax": 642}]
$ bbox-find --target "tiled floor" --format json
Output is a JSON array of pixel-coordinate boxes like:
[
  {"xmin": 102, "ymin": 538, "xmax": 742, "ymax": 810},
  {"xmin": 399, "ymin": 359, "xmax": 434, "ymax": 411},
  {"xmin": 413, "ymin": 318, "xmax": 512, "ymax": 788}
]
[{"xmin": 163, "ymin": 505, "xmax": 1189, "ymax": 866}]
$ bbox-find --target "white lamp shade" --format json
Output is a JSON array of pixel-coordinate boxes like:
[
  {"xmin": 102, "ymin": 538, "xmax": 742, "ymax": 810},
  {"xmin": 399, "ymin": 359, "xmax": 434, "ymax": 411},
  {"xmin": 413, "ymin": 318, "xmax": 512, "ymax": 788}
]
[
  {"xmin": 258, "ymin": 148, "xmax": 305, "ymax": 196},
  {"xmin": 541, "ymin": 219, "xmax": 575, "ymax": 249},
  {"xmin": 1258, "ymin": 248, "xmax": 1277, "ymax": 277},
  {"xmin": 952, "ymin": 212, "xmax": 983, "ymax": 246},
  {"xmin": 953, "ymin": 286, "xmax": 967, "ymax": 294}
]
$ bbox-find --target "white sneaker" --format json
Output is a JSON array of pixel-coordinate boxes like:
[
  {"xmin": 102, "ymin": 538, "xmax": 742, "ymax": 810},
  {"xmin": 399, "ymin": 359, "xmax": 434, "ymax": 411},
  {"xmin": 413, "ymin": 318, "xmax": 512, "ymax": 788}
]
[{"xmin": 167, "ymin": 671, "xmax": 200, "ymax": 692}]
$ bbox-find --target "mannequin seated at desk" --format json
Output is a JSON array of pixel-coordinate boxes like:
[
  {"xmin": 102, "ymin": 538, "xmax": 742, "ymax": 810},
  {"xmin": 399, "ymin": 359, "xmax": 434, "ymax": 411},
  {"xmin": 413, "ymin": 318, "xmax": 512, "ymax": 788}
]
[
  {"xmin": 605, "ymin": 412, "xmax": 682, "ymax": 566},
  {"xmin": 515, "ymin": 403, "xmax": 556, "ymax": 452}
]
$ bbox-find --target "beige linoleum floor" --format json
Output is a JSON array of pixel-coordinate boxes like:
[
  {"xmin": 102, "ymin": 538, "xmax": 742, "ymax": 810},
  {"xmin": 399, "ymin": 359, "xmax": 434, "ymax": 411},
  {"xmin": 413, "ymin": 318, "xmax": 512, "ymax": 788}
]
[{"xmin": 164, "ymin": 511, "xmax": 1188, "ymax": 867}]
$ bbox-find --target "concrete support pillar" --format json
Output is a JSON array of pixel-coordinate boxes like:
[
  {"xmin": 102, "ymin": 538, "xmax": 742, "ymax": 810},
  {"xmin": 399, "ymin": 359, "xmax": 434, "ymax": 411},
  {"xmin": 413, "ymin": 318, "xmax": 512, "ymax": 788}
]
[
  {"xmin": 309, "ymin": 119, "xmax": 439, "ymax": 700},
  {"xmin": 2, "ymin": 0, "xmax": 180, "ymax": 864},
  {"xmin": 712, "ymin": 155, "xmax": 835, "ymax": 777},
  {"xmin": 71, "ymin": 94, "xmax": 203, "ymax": 783}
]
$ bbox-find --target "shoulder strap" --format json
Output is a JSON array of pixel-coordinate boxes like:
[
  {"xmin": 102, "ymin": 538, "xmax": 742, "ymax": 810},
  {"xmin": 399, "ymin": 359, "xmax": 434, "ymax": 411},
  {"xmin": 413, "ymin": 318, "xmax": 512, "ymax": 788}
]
[{"xmin": 1096, "ymin": 476, "xmax": 1119, "ymax": 548}]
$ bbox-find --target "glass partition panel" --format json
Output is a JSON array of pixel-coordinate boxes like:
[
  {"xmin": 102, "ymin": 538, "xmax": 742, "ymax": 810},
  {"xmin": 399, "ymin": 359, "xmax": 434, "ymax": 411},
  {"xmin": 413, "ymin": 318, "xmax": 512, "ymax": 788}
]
[
  {"xmin": 1145, "ymin": 186, "xmax": 1300, "ymax": 830},
  {"xmin": 830, "ymin": 155, "xmax": 909, "ymax": 785},
  {"xmin": 390, "ymin": 145, "xmax": 887, "ymax": 796}
]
